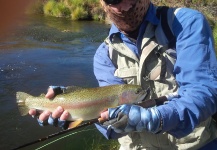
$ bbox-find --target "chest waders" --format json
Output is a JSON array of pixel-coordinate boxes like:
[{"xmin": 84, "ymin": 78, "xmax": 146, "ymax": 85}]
[{"xmin": 104, "ymin": 7, "xmax": 217, "ymax": 150}]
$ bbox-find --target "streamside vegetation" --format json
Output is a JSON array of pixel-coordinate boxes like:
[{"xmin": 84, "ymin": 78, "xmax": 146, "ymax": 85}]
[
  {"xmin": 30, "ymin": 0, "xmax": 217, "ymax": 22},
  {"xmin": 29, "ymin": 0, "xmax": 217, "ymax": 47},
  {"xmin": 30, "ymin": 0, "xmax": 104, "ymax": 20}
]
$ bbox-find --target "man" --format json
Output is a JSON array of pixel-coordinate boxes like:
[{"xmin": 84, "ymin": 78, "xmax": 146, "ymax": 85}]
[{"xmin": 29, "ymin": 0, "xmax": 217, "ymax": 149}]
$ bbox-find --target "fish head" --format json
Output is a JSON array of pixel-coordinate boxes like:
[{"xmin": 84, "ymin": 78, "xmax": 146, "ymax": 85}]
[{"xmin": 119, "ymin": 85, "xmax": 147, "ymax": 105}]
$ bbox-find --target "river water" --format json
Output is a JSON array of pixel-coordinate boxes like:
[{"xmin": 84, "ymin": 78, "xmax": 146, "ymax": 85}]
[{"xmin": 0, "ymin": 14, "xmax": 112, "ymax": 149}]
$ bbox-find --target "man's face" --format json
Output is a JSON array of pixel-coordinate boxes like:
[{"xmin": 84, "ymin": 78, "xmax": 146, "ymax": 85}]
[{"xmin": 101, "ymin": 0, "xmax": 150, "ymax": 33}]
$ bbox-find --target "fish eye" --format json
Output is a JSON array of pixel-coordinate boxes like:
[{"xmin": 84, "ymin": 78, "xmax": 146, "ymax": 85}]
[{"xmin": 135, "ymin": 88, "xmax": 142, "ymax": 94}]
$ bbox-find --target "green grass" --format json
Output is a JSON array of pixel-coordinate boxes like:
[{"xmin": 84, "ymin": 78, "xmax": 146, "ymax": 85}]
[
  {"xmin": 43, "ymin": 0, "xmax": 71, "ymax": 17},
  {"xmin": 54, "ymin": 2, "xmax": 71, "ymax": 17},
  {"xmin": 213, "ymin": 23, "xmax": 217, "ymax": 49},
  {"xmin": 43, "ymin": 0, "xmax": 56, "ymax": 16},
  {"xmin": 42, "ymin": 0, "xmax": 102, "ymax": 20},
  {"xmin": 71, "ymin": 6, "xmax": 88, "ymax": 20}
]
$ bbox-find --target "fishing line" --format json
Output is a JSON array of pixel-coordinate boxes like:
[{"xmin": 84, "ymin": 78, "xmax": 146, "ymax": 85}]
[
  {"xmin": 35, "ymin": 128, "xmax": 96, "ymax": 150},
  {"xmin": 12, "ymin": 118, "xmax": 99, "ymax": 150}
]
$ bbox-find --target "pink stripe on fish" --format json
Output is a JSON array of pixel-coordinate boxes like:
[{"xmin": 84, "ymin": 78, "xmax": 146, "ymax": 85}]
[{"xmin": 62, "ymin": 97, "xmax": 117, "ymax": 109}]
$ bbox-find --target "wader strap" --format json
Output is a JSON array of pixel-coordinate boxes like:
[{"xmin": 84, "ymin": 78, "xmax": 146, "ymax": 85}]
[
  {"xmin": 139, "ymin": 23, "xmax": 167, "ymax": 82},
  {"xmin": 141, "ymin": 23, "xmax": 155, "ymax": 49},
  {"xmin": 140, "ymin": 24, "xmax": 157, "ymax": 68},
  {"xmin": 139, "ymin": 40, "xmax": 158, "ymax": 83},
  {"xmin": 156, "ymin": 6, "xmax": 176, "ymax": 48},
  {"xmin": 160, "ymin": 55, "xmax": 167, "ymax": 80},
  {"xmin": 106, "ymin": 33, "xmax": 139, "ymax": 63}
]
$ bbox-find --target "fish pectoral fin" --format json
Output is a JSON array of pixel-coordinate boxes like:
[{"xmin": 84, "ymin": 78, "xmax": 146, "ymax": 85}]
[{"xmin": 68, "ymin": 119, "xmax": 83, "ymax": 129}]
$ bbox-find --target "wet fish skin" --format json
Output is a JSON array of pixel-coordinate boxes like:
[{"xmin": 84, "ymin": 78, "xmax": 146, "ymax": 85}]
[{"xmin": 16, "ymin": 84, "xmax": 147, "ymax": 121}]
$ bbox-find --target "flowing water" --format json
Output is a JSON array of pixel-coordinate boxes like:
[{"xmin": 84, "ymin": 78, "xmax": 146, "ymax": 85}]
[{"xmin": 0, "ymin": 14, "xmax": 112, "ymax": 149}]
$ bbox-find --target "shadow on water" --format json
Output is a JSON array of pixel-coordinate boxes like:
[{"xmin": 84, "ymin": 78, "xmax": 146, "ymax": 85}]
[{"xmin": 0, "ymin": 14, "xmax": 113, "ymax": 149}]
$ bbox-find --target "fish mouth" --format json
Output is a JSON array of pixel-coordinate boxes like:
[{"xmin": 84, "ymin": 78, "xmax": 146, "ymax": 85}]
[{"xmin": 136, "ymin": 89, "xmax": 150, "ymax": 103}]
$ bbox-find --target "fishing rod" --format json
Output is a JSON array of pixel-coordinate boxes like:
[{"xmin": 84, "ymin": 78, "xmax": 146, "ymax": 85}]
[{"xmin": 12, "ymin": 118, "xmax": 100, "ymax": 150}]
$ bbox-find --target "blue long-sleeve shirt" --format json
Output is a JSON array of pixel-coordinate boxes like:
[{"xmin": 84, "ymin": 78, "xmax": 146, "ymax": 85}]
[{"xmin": 94, "ymin": 3, "xmax": 217, "ymax": 139}]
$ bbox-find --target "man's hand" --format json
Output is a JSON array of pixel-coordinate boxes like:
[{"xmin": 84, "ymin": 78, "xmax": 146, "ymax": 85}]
[
  {"xmin": 100, "ymin": 104, "xmax": 162, "ymax": 134},
  {"xmin": 45, "ymin": 87, "xmax": 56, "ymax": 99},
  {"xmin": 29, "ymin": 87, "xmax": 69, "ymax": 129}
]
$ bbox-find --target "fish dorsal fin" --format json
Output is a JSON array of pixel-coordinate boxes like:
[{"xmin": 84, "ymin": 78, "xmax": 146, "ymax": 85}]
[{"xmin": 64, "ymin": 86, "xmax": 84, "ymax": 93}]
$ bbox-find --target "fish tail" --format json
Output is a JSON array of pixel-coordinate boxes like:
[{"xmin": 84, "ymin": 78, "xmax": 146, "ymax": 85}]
[{"xmin": 16, "ymin": 92, "xmax": 31, "ymax": 116}]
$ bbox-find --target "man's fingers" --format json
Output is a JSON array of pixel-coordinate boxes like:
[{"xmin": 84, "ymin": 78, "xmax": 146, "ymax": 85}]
[
  {"xmin": 101, "ymin": 110, "xmax": 109, "ymax": 120},
  {"xmin": 39, "ymin": 110, "xmax": 51, "ymax": 121},
  {"xmin": 52, "ymin": 106, "xmax": 64, "ymax": 119},
  {"xmin": 98, "ymin": 110, "xmax": 109, "ymax": 123},
  {"xmin": 60, "ymin": 110, "xmax": 69, "ymax": 121},
  {"xmin": 45, "ymin": 88, "xmax": 55, "ymax": 99},
  {"xmin": 29, "ymin": 109, "xmax": 36, "ymax": 116},
  {"xmin": 31, "ymin": 105, "xmax": 68, "ymax": 127},
  {"xmin": 31, "ymin": 106, "xmax": 66, "ymax": 121},
  {"xmin": 29, "ymin": 109, "xmax": 43, "ymax": 118}
]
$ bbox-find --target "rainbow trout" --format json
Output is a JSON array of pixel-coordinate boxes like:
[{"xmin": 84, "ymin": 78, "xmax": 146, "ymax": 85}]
[{"xmin": 17, "ymin": 84, "xmax": 147, "ymax": 122}]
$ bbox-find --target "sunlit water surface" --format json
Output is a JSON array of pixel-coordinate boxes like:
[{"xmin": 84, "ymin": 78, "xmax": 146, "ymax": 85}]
[{"xmin": 0, "ymin": 14, "xmax": 111, "ymax": 149}]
